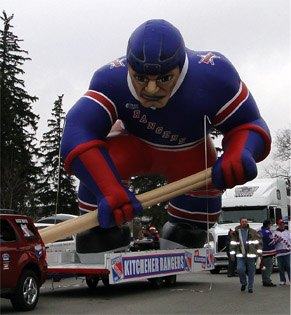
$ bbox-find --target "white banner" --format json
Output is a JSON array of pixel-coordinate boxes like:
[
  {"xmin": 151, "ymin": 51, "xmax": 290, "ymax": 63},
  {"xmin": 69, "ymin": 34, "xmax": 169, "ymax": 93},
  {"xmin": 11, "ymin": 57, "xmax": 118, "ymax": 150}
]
[{"xmin": 107, "ymin": 248, "xmax": 214, "ymax": 284}]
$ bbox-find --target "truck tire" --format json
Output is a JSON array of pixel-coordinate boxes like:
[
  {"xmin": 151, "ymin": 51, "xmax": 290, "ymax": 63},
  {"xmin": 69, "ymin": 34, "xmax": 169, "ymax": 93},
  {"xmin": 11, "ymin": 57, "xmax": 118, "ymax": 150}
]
[
  {"xmin": 86, "ymin": 276, "xmax": 99, "ymax": 289},
  {"xmin": 11, "ymin": 269, "xmax": 40, "ymax": 311},
  {"xmin": 210, "ymin": 266, "xmax": 221, "ymax": 274}
]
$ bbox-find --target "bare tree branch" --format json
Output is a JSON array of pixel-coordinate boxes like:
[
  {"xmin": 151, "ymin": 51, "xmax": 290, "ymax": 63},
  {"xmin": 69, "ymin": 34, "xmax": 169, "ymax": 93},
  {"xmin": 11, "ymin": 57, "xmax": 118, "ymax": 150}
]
[{"xmin": 273, "ymin": 127, "xmax": 291, "ymax": 161}]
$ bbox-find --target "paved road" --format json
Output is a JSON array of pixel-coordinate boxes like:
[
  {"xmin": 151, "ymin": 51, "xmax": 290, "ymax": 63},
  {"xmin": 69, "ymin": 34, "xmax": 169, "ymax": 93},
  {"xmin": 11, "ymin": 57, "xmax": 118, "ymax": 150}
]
[{"xmin": 1, "ymin": 270, "xmax": 290, "ymax": 314}]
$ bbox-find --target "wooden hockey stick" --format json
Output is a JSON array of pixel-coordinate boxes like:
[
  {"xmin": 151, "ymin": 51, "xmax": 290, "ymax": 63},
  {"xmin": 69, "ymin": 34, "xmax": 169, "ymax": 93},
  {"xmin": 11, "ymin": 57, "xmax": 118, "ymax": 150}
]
[{"xmin": 39, "ymin": 167, "xmax": 212, "ymax": 244}]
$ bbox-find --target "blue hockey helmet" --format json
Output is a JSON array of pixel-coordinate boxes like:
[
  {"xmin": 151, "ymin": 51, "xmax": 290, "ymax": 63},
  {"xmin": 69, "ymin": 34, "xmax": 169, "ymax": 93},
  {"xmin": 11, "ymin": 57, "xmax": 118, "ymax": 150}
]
[{"xmin": 127, "ymin": 19, "xmax": 186, "ymax": 75}]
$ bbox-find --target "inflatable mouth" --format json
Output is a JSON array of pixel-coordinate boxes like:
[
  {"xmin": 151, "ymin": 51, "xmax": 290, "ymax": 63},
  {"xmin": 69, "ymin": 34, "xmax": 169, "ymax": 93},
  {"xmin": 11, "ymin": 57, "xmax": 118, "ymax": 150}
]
[{"xmin": 141, "ymin": 94, "xmax": 164, "ymax": 101}]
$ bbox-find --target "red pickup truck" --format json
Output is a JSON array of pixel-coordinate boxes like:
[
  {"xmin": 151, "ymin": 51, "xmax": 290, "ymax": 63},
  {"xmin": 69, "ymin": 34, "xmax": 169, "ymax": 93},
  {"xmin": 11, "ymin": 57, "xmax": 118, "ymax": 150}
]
[{"xmin": 0, "ymin": 210, "xmax": 48, "ymax": 311}]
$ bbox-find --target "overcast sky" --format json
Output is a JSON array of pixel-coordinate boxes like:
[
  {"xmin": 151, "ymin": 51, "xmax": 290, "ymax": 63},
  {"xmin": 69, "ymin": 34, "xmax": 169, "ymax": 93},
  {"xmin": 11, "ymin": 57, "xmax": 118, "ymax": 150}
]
[{"xmin": 2, "ymin": 0, "xmax": 290, "ymax": 174}]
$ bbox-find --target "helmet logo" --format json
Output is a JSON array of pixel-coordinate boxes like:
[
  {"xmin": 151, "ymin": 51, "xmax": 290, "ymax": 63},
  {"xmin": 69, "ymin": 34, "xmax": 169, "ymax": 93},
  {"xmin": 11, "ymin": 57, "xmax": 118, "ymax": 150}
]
[
  {"xmin": 109, "ymin": 58, "xmax": 126, "ymax": 69},
  {"xmin": 197, "ymin": 52, "xmax": 220, "ymax": 66}
]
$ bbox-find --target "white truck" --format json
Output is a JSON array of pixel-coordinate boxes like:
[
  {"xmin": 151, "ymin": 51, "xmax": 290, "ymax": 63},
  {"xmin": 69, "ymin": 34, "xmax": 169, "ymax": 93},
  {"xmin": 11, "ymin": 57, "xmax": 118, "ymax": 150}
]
[{"xmin": 208, "ymin": 178, "xmax": 290, "ymax": 274}]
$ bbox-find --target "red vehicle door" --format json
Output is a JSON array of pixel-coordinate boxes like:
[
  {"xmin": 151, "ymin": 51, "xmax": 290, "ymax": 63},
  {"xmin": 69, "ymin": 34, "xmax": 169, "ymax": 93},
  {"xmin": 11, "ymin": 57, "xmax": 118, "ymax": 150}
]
[{"xmin": 0, "ymin": 218, "xmax": 22, "ymax": 289}]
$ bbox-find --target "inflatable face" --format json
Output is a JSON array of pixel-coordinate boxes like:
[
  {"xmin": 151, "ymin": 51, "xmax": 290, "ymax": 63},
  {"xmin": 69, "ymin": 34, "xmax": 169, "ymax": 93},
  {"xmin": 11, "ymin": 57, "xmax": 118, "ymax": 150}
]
[{"xmin": 127, "ymin": 64, "xmax": 180, "ymax": 108}]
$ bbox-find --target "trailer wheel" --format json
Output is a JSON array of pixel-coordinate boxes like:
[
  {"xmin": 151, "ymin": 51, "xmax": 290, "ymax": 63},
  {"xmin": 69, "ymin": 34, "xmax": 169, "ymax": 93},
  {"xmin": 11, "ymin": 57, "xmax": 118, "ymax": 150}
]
[
  {"xmin": 164, "ymin": 275, "xmax": 177, "ymax": 286},
  {"xmin": 86, "ymin": 276, "xmax": 99, "ymax": 289},
  {"xmin": 101, "ymin": 275, "xmax": 110, "ymax": 287},
  {"xmin": 210, "ymin": 266, "xmax": 221, "ymax": 274},
  {"xmin": 149, "ymin": 277, "xmax": 163, "ymax": 289},
  {"xmin": 11, "ymin": 269, "xmax": 40, "ymax": 311}
]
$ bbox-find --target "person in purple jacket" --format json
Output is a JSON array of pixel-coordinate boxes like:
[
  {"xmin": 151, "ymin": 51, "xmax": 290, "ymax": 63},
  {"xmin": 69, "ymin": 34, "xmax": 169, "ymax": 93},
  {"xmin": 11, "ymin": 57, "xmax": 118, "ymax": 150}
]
[
  {"xmin": 61, "ymin": 19, "xmax": 271, "ymax": 256},
  {"xmin": 258, "ymin": 220, "xmax": 277, "ymax": 287}
]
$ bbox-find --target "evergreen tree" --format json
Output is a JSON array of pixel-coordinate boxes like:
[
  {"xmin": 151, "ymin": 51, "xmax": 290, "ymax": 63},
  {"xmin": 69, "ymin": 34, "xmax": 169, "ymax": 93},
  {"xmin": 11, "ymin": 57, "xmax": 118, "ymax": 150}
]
[
  {"xmin": 38, "ymin": 95, "xmax": 78, "ymax": 216},
  {"xmin": 0, "ymin": 11, "xmax": 40, "ymax": 215},
  {"xmin": 130, "ymin": 174, "xmax": 168, "ymax": 232}
]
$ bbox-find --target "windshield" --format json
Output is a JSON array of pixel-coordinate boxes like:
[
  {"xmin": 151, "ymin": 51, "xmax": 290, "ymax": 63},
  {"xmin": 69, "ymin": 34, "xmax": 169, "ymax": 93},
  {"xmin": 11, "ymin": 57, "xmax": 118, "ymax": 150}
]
[{"xmin": 218, "ymin": 206, "xmax": 268, "ymax": 223}]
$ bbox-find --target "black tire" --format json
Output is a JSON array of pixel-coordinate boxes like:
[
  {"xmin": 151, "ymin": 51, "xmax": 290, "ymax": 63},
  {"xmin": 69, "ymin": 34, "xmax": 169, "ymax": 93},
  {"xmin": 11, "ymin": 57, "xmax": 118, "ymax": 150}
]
[
  {"xmin": 86, "ymin": 276, "xmax": 99, "ymax": 289},
  {"xmin": 149, "ymin": 277, "xmax": 163, "ymax": 289},
  {"xmin": 210, "ymin": 266, "xmax": 221, "ymax": 274},
  {"xmin": 11, "ymin": 269, "xmax": 40, "ymax": 311},
  {"xmin": 164, "ymin": 275, "xmax": 177, "ymax": 287},
  {"xmin": 101, "ymin": 275, "xmax": 110, "ymax": 287}
]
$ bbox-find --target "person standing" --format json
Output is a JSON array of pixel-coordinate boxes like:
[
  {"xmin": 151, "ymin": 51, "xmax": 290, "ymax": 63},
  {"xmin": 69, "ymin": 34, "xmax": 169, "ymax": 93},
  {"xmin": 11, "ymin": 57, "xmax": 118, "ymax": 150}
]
[
  {"xmin": 258, "ymin": 220, "xmax": 277, "ymax": 287},
  {"xmin": 274, "ymin": 219, "xmax": 290, "ymax": 285},
  {"xmin": 229, "ymin": 217, "xmax": 262, "ymax": 293}
]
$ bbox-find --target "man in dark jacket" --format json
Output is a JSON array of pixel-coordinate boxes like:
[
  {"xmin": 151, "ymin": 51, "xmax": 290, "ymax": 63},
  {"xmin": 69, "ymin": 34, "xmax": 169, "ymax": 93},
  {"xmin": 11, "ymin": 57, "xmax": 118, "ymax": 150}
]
[
  {"xmin": 258, "ymin": 220, "xmax": 277, "ymax": 287},
  {"xmin": 229, "ymin": 217, "xmax": 262, "ymax": 293}
]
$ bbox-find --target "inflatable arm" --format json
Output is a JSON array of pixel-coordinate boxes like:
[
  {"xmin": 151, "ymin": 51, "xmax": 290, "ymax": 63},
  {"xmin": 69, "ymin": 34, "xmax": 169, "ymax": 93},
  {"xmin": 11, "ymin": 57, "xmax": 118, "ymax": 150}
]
[
  {"xmin": 61, "ymin": 93, "xmax": 142, "ymax": 228},
  {"xmin": 211, "ymin": 80, "xmax": 271, "ymax": 189}
]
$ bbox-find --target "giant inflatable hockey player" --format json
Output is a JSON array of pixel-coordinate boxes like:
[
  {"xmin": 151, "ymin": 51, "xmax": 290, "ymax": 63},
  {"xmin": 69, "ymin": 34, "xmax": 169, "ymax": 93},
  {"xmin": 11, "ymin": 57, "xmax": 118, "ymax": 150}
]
[{"xmin": 61, "ymin": 19, "xmax": 271, "ymax": 260}]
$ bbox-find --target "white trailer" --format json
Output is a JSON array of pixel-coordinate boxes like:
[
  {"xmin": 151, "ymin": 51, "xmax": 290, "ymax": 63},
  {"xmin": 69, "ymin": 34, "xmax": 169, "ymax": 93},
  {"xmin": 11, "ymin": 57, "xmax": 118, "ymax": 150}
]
[
  {"xmin": 209, "ymin": 178, "xmax": 289, "ymax": 273},
  {"xmin": 45, "ymin": 246, "xmax": 214, "ymax": 288}
]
